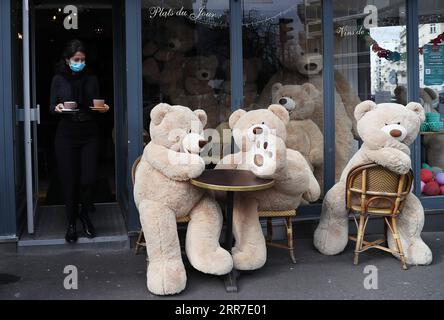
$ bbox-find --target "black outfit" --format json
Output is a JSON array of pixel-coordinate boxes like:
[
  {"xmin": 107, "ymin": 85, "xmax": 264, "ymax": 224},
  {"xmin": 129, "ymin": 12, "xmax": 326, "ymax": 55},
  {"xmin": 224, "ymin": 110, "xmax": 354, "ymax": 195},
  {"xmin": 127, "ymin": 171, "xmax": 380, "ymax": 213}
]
[{"xmin": 50, "ymin": 68, "xmax": 101, "ymax": 238}]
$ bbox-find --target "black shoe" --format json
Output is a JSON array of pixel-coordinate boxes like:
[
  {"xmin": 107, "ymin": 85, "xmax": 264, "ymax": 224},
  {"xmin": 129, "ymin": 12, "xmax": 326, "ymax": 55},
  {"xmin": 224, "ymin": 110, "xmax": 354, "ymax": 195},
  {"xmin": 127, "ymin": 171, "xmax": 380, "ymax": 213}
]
[
  {"xmin": 79, "ymin": 211, "xmax": 96, "ymax": 238},
  {"xmin": 65, "ymin": 224, "xmax": 78, "ymax": 243}
]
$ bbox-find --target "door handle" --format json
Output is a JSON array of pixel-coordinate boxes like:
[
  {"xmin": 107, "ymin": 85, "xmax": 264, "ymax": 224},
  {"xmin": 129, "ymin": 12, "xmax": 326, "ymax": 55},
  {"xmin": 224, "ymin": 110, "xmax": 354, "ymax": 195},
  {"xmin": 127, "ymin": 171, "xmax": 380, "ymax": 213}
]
[{"xmin": 16, "ymin": 104, "xmax": 40, "ymax": 124}]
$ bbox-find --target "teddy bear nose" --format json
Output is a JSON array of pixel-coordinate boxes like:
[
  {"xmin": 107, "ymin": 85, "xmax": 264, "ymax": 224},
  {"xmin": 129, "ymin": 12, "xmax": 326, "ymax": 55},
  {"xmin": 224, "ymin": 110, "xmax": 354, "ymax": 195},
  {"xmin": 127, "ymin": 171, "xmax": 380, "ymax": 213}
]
[
  {"xmin": 305, "ymin": 63, "xmax": 318, "ymax": 71},
  {"xmin": 199, "ymin": 140, "xmax": 208, "ymax": 148},
  {"xmin": 390, "ymin": 129, "xmax": 402, "ymax": 138},
  {"xmin": 253, "ymin": 127, "xmax": 263, "ymax": 135},
  {"xmin": 279, "ymin": 98, "xmax": 287, "ymax": 105},
  {"xmin": 201, "ymin": 72, "xmax": 209, "ymax": 78},
  {"xmin": 168, "ymin": 42, "xmax": 175, "ymax": 49}
]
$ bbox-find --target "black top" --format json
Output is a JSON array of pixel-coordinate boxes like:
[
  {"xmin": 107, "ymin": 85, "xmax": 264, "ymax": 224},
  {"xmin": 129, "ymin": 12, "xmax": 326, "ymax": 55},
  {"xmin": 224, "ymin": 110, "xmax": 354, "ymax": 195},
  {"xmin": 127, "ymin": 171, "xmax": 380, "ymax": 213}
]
[{"xmin": 49, "ymin": 70, "xmax": 100, "ymax": 116}]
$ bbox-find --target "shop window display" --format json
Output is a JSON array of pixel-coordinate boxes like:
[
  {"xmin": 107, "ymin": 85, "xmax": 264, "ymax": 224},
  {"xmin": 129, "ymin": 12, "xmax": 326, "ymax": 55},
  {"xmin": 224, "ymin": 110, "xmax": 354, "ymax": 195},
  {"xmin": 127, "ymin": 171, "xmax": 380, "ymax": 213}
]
[
  {"xmin": 141, "ymin": 0, "xmax": 231, "ymax": 146},
  {"xmin": 240, "ymin": 0, "xmax": 327, "ymax": 194},
  {"xmin": 417, "ymin": 0, "xmax": 444, "ymax": 197},
  {"xmin": 332, "ymin": 0, "xmax": 407, "ymax": 182}
]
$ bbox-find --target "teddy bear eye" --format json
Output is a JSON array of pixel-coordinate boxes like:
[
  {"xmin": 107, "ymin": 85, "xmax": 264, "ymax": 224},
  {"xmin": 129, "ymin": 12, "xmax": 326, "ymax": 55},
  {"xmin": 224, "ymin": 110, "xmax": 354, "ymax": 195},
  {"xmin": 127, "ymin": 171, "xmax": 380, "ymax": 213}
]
[
  {"xmin": 314, "ymin": 48, "xmax": 319, "ymax": 53},
  {"xmin": 385, "ymin": 123, "xmax": 388, "ymax": 126},
  {"xmin": 300, "ymin": 51, "xmax": 305, "ymax": 56},
  {"xmin": 397, "ymin": 122, "xmax": 401, "ymax": 125},
  {"xmin": 262, "ymin": 122, "xmax": 265, "ymax": 125},
  {"xmin": 188, "ymin": 129, "xmax": 192, "ymax": 134}
]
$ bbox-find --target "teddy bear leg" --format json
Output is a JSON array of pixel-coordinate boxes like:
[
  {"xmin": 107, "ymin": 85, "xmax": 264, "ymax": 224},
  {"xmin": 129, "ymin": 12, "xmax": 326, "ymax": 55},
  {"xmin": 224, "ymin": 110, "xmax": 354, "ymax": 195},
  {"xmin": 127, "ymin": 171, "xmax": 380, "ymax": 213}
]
[
  {"xmin": 387, "ymin": 194, "xmax": 433, "ymax": 266},
  {"xmin": 185, "ymin": 195, "xmax": 233, "ymax": 275},
  {"xmin": 313, "ymin": 181, "xmax": 349, "ymax": 255},
  {"xmin": 231, "ymin": 197, "xmax": 267, "ymax": 270},
  {"xmin": 138, "ymin": 200, "xmax": 187, "ymax": 295}
]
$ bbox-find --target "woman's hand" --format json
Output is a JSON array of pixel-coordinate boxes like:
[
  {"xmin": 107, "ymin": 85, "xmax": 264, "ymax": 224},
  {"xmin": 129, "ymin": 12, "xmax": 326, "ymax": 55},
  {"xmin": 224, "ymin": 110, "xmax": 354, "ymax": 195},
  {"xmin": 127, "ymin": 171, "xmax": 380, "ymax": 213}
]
[
  {"xmin": 54, "ymin": 104, "xmax": 64, "ymax": 113},
  {"xmin": 92, "ymin": 104, "xmax": 110, "ymax": 113}
]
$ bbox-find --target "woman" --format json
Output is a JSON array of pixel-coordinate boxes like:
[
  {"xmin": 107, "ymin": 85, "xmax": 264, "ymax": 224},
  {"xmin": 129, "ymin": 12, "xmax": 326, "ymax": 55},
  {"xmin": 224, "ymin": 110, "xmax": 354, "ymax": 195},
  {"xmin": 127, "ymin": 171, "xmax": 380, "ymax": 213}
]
[{"xmin": 50, "ymin": 40, "xmax": 110, "ymax": 243}]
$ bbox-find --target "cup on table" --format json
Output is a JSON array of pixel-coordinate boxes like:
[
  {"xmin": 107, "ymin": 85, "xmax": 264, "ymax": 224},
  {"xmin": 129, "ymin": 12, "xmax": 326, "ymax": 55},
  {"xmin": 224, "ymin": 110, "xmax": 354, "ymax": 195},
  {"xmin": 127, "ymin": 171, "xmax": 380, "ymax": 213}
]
[
  {"xmin": 93, "ymin": 99, "xmax": 105, "ymax": 108},
  {"xmin": 63, "ymin": 101, "xmax": 77, "ymax": 110}
]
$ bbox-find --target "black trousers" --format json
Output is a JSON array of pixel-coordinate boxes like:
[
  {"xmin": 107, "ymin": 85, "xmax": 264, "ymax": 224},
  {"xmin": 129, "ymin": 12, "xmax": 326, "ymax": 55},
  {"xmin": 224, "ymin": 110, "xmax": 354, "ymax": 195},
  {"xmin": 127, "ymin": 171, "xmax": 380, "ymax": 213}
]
[{"xmin": 55, "ymin": 120, "xmax": 100, "ymax": 224}]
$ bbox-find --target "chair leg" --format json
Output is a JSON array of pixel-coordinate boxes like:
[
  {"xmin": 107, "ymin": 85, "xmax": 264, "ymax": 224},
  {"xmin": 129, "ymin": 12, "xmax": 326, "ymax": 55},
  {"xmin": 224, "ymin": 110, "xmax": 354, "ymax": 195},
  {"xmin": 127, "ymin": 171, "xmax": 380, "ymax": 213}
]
[
  {"xmin": 266, "ymin": 218, "xmax": 273, "ymax": 242},
  {"xmin": 354, "ymin": 214, "xmax": 366, "ymax": 265},
  {"xmin": 134, "ymin": 230, "xmax": 144, "ymax": 255},
  {"xmin": 285, "ymin": 217, "xmax": 296, "ymax": 264},
  {"xmin": 391, "ymin": 217, "xmax": 408, "ymax": 270}
]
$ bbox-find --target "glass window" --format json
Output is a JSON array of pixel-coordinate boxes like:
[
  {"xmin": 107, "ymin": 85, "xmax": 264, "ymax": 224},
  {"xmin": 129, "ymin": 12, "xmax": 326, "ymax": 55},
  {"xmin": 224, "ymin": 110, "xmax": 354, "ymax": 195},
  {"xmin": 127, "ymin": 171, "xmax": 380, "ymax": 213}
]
[
  {"xmin": 418, "ymin": 0, "xmax": 444, "ymax": 198},
  {"xmin": 141, "ymin": 0, "xmax": 230, "ymax": 139},
  {"xmin": 333, "ymin": 0, "xmax": 407, "ymax": 180},
  {"xmin": 242, "ymin": 0, "xmax": 325, "ymax": 195}
]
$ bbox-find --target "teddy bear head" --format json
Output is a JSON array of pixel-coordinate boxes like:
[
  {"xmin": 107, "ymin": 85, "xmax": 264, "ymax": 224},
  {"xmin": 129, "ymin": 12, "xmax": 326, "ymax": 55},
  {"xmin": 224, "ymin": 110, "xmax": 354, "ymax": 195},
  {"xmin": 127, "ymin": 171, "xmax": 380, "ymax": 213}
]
[
  {"xmin": 228, "ymin": 104, "xmax": 289, "ymax": 152},
  {"xmin": 355, "ymin": 100, "xmax": 425, "ymax": 149},
  {"xmin": 182, "ymin": 55, "xmax": 218, "ymax": 96},
  {"xmin": 149, "ymin": 103, "xmax": 208, "ymax": 154},
  {"xmin": 143, "ymin": 18, "xmax": 197, "ymax": 62},
  {"xmin": 279, "ymin": 35, "xmax": 323, "ymax": 75},
  {"xmin": 164, "ymin": 18, "xmax": 197, "ymax": 53},
  {"xmin": 271, "ymin": 82, "xmax": 320, "ymax": 120}
]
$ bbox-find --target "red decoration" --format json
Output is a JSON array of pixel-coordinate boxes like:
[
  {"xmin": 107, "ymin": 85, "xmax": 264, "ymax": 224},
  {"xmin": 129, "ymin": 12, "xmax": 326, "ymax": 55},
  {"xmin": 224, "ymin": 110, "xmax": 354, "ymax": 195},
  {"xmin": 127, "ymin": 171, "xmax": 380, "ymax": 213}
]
[
  {"xmin": 420, "ymin": 169, "xmax": 433, "ymax": 183},
  {"xmin": 440, "ymin": 186, "xmax": 444, "ymax": 195},
  {"xmin": 423, "ymin": 181, "xmax": 441, "ymax": 196}
]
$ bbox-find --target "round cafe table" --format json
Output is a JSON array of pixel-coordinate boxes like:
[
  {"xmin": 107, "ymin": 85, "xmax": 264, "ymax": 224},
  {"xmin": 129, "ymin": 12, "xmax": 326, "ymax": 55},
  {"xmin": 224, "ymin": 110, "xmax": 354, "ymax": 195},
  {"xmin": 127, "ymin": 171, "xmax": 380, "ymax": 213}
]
[{"xmin": 191, "ymin": 169, "xmax": 274, "ymax": 292}]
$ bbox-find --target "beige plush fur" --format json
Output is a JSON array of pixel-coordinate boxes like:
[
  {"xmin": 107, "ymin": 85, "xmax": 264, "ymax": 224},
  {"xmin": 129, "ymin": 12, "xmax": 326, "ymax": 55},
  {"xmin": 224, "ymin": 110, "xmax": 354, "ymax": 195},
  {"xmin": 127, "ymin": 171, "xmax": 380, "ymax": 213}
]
[
  {"xmin": 314, "ymin": 101, "xmax": 433, "ymax": 266},
  {"xmin": 271, "ymin": 82, "xmax": 324, "ymax": 189},
  {"xmin": 216, "ymin": 105, "xmax": 320, "ymax": 270},
  {"xmin": 133, "ymin": 103, "xmax": 233, "ymax": 295}
]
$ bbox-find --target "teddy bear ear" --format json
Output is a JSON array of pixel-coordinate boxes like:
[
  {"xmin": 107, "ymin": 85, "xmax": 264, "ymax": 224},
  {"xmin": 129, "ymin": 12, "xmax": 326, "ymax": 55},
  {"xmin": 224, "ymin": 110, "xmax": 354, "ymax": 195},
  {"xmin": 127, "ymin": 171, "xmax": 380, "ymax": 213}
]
[
  {"xmin": 194, "ymin": 109, "xmax": 207, "ymax": 128},
  {"xmin": 150, "ymin": 103, "xmax": 172, "ymax": 126},
  {"xmin": 271, "ymin": 83, "xmax": 283, "ymax": 97},
  {"xmin": 229, "ymin": 109, "xmax": 247, "ymax": 129},
  {"xmin": 406, "ymin": 102, "xmax": 426, "ymax": 122},
  {"xmin": 302, "ymin": 82, "xmax": 319, "ymax": 97},
  {"xmin": 354, "ymin": 100, "xmax": 377, "ymax": 121},
  {"xmin": 268, "ymin": 104, "xmax": 290, "ymax": 125}
]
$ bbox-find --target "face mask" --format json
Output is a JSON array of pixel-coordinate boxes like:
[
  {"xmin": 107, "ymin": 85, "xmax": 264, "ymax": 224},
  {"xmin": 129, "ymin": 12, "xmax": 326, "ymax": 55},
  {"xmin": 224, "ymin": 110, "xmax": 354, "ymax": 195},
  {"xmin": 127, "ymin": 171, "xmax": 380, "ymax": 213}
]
[{"xmin": 69, "ymin": 60, "xmax": 86, "ymax": 73}]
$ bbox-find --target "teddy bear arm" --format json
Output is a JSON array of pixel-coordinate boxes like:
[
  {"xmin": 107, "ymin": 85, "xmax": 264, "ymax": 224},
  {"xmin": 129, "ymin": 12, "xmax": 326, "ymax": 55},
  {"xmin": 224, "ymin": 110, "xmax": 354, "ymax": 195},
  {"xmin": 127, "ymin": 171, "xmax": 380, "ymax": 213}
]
[
  {"xmin": 144, "ymin": 142, "xmax": 204, "ymax": 181},
  {"xmin": 364, "ymin": 147, "xmax": 412, "ymax": 175},
  {"xmin": 303, "ymin": 120, "xmax": 324, "ymax": 166}
]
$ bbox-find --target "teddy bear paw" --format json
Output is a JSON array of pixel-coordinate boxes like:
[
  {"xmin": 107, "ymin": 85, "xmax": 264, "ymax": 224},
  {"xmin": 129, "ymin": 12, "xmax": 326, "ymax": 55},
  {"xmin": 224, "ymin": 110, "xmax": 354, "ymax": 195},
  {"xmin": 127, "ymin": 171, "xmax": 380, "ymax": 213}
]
[
  {"xmin": 189, "ymin": 247, "xmax": 233, "ymax": 275},
  {"xmin": 147, "ymin": 259, "xmax": 187, "ymax": 295},
  {"xmin": 232, "ymin": 245, "xmax": 267, "ymax": 271}
]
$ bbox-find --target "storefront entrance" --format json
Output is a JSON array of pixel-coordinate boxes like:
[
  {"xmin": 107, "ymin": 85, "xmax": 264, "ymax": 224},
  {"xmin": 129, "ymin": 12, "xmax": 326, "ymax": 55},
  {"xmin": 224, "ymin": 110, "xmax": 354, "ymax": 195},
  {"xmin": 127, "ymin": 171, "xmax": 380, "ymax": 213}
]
[{"xmin": 11, "ymin": 0, "xmax": 129, "ymax": 247}]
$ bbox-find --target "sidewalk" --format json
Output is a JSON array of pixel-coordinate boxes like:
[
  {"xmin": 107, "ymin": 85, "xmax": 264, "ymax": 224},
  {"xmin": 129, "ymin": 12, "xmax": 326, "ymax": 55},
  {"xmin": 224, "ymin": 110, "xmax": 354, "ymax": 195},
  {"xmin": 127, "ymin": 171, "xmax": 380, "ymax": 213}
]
[{"xmin": 1, "ymin": 232, "xmax": 443, "ymax": 300}]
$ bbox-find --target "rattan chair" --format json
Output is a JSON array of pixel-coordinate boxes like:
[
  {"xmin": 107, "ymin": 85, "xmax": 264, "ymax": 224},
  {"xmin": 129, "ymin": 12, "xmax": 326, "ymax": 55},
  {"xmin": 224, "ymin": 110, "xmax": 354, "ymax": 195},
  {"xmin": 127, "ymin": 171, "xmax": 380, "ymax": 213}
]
[
  {"xmin": 346, "ymin": 163, "xmax": 413, "ymax": 270},
  {"xmin": 131, "ymin": 156, "xmax": 297, "ymax": 262}
]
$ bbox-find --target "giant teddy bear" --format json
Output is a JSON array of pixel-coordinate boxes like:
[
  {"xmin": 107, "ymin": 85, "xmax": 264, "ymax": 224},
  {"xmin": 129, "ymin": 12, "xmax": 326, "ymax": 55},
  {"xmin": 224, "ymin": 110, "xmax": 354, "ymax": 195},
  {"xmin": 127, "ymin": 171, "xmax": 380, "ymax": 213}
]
[
  {"xmin": 133, "ymin": 103, "xmax": 233, "ymax": 295},
  {"xmin": 258, "ymin": 31, "xmax": 361, "ymax": 183},
  {"xmin": 142, "ymin": 18, "xmax": 197, "ymax": 97},
  {"xmin": 171, "ymin": 55, "xmax": 220, "ymax": 129},
  {"xmin": 314, "ymin": 101, "xmax": 433, "ymax": 266},
  {"xmin": 271, "ymin": 82, "xmax": 324, "ymax": 190},
  {"xmin": 216, "ymin": 105, "xmax": 320, "ymax": 270}
]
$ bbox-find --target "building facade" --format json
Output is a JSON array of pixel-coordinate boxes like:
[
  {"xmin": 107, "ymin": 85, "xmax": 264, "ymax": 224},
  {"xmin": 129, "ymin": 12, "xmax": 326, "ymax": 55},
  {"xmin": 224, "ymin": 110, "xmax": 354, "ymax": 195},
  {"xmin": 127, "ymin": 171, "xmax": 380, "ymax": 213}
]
[{"xmin": 1, "ymin": 0, "xmax": 444, "ymax": 249}]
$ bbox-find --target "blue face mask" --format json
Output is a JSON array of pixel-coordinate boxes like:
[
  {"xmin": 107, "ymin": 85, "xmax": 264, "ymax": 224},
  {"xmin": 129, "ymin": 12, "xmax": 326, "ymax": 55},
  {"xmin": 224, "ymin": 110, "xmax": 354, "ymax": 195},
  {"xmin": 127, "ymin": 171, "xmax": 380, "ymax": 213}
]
[{"xmin": 69, "ymin": 60, "xmax": 86, "ymax": 73}]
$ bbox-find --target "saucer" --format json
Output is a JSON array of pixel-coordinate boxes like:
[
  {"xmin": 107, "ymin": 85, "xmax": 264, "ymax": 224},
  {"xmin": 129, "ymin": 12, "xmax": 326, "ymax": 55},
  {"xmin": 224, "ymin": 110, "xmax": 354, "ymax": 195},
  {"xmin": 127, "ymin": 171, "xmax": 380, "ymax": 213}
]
[{"xmin": 61, "ymin": 109, "xmax": 79, "ymax": 113}]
